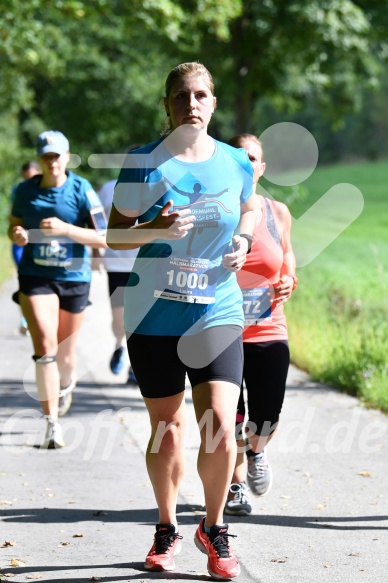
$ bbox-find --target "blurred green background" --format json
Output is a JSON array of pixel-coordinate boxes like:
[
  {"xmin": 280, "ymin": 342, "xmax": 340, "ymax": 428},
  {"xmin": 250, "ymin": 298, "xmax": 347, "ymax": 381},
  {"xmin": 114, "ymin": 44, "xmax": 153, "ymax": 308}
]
[{"xmin": 1, "ymin": 0, "xmax": 387, "ymax": 408}]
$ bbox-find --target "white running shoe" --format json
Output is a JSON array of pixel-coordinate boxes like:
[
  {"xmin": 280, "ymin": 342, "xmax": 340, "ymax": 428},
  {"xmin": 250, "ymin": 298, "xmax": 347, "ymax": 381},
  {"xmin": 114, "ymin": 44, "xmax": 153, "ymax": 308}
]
[
  {"xmin": 247, "ymin": 447, "xmax": 273, "ymax": 496},
  {"xmin": 40, "ymin": 417, "xmax": 65, "ymax": 449},
  {"xmin": 224, "ymin": 482, "xmax": 252, "ymax": 516},
  {"xmin": 58, "ymin": 373, "xmax": 77, "ymax": 417}
]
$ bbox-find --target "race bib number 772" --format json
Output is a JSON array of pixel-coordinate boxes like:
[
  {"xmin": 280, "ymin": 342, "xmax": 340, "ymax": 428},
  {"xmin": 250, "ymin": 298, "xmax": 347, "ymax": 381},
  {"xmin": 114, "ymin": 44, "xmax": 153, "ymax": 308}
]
[{"xmin": 242, "ymin": 287, "xmax": 273, "ymax": 326}]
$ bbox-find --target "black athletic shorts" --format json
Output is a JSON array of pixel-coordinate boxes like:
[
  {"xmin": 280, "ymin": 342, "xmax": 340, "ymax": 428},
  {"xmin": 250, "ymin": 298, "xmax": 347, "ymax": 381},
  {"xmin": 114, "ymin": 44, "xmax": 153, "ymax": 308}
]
[
  {"xmin": 127, "ymin": 325, "xmax": 243, "ymax": 399},
  {"xmin": 15, "ymin": 275, "xmax": 91, "ymax": 314},
  {"xmin": 107, "ymin": 272, "xmax": 131, "ymax": 308}
]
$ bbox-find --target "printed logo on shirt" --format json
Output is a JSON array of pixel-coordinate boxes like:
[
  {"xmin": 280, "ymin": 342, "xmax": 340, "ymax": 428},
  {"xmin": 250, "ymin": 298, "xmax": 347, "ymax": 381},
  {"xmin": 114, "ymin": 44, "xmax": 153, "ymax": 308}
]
[{"xmin": 164, "ymin": 173, "xmax": 233, "ymax": 255}]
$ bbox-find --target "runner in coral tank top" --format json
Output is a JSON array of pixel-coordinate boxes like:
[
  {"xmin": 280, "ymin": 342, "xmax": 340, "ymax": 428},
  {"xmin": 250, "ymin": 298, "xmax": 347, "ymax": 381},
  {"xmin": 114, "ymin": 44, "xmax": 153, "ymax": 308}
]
[{"xmin": 225, "ymin": 133, "xmax": 298, "ymax": 517}]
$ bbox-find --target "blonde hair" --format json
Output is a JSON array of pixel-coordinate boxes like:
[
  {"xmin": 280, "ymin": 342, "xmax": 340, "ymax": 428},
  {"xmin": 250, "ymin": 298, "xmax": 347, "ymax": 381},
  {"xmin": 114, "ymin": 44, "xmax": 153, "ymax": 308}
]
[{"xmin": 162, "ymin": 62, "xmax": 215, "ymax": 135}]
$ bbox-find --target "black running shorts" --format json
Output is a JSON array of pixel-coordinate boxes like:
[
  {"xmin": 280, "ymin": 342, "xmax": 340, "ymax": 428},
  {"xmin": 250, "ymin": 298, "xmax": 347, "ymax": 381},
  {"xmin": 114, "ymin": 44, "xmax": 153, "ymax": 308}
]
[
  {"xmin": 127, "ymin": 325, "xmax": 243, "ymax": 398},
  {"xmin": 16, "ymin": 275, "xmax": 91, "ymax": 314}
]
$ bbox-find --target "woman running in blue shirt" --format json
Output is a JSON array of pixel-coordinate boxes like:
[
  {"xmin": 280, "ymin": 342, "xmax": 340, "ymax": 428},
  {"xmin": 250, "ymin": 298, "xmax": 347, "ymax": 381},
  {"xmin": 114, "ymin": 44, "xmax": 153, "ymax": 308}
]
[
  {"xmin": 108, "ymin": 62, "xmax": 255, "ymax": 580},
  {"xmin": 8, "ymin": 131, "xmax": 107, "ymax": 449}
]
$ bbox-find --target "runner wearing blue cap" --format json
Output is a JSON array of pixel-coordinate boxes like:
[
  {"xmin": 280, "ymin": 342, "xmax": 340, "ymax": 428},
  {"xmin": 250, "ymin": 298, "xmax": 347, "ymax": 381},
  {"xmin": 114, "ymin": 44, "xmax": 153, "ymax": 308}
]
[{"xmin": 8, "ymin": 130, "xmax": 107, "ymax": 448}]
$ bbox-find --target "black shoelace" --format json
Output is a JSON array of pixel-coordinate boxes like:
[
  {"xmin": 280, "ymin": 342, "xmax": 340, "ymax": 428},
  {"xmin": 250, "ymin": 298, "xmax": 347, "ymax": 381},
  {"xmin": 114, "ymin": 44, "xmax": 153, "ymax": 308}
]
[
  {"xmin": 154, "ymin": 531, "xmax": 182, "ymax": 554},
  {"xmin": 211, "ymin": 532, "xmax": 237, "ymax": 558}
]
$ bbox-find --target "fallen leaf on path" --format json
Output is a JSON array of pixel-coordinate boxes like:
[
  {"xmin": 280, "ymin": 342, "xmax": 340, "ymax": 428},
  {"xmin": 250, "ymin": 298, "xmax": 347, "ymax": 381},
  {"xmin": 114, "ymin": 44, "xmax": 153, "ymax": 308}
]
[
  {"xmin": 58, "ymin": 542, "xmax": 70, "ymax": 547},
  {"xmin": 0, "ymin": 501, "xmax": 12, "ymax": 505},
  {"xmin": 73, "ymin": 534, "xmax": 83, "ymax": 538},
  {"xmin": 349, "ymin": 552, "xmax": 361, "ymax": 557},
  {"xmin": 324, "ymin": 564, "xmax": 332, "ymax": 568},
  {"xmin": 10, "ymin": 558, "xmax": 26, "ymax": 566},
  {"xmin": 358, "ymin": 471, "xmax": 371, "ymax": 477},
  {"xmin": 1, "ymin": 541, "xmax": 16, "ymax": 547},
  {"xmin": 2, "ymin": 574, "xmax": 16, "ymax": 578},
  {"xmin": 271, "ymin": 557, "xmax": 287, "ymax": 563}
]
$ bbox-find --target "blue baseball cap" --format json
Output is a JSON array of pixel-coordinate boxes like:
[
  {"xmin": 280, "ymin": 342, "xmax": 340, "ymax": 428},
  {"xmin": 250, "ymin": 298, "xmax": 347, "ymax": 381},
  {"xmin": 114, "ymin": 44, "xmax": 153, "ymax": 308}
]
[{"xmin": 36, "ymin": 131, "xmax": 70, "ymax": 156}]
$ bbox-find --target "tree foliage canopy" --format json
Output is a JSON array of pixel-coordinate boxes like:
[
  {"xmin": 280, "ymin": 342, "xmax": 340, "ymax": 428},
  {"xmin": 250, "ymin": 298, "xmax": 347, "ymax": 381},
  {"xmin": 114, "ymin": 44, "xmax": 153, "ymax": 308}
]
[{"xmin": 0, "ymin": 0, "xmax": 387, "ymax": 162}]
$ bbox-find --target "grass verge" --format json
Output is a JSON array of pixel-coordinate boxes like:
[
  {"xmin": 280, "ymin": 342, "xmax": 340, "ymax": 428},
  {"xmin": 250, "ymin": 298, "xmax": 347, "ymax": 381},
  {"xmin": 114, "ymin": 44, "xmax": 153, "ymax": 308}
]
[
  {"xmin": 0, "ymin": 235, "xmax": 16, "ymax": 286},
  {"xmin": 281, "ymin": 159, "xmax": 388, "ymax": 412}
]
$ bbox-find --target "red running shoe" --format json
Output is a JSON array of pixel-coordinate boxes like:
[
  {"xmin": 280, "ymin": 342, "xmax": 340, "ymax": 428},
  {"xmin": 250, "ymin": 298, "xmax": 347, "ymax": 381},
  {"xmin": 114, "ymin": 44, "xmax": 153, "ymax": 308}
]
[
  {"xmin": 194, "ymin": 517, "xmax": 240, "ymax": 579},
  {"xmin": 144, "ymin": 523, "xmax": 182, "ymax": 571}
]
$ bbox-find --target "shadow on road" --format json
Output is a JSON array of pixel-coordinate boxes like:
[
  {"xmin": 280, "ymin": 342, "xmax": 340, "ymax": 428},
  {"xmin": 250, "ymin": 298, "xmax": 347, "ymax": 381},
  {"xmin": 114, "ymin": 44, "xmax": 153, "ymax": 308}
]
[{"xmin": 1, "ymin": 505, "xmax": 387, "ymax": 530}]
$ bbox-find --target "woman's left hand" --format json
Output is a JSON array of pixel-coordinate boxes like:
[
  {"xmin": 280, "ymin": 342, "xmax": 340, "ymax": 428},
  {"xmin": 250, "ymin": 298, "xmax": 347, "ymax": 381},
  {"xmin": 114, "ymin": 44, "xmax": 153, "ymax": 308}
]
[
  {"xmin": 39, "ymin": 217, "xmax": 69, "ymax": 237},
  {"xmin": 272, "ymin": 275, "xmax": 294, "ymax": 305},
  {"xmin": 222, "ymin": 235, "xmax": 249, "ymax": 272}
]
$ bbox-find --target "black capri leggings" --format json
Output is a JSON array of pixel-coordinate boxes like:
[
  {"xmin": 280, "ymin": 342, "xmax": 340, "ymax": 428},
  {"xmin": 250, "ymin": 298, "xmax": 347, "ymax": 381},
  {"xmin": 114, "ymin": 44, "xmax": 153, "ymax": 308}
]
[{"xmin": 236, "ymin": 340, "xmax": 290, "ymax": 438}]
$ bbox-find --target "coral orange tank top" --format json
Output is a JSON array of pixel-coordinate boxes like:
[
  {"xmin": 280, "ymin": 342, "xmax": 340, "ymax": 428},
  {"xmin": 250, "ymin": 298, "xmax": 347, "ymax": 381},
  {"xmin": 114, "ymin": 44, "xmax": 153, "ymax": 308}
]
[{"xmin": 237, "ymin": 196, "xmax": 288, "ymax": 342}]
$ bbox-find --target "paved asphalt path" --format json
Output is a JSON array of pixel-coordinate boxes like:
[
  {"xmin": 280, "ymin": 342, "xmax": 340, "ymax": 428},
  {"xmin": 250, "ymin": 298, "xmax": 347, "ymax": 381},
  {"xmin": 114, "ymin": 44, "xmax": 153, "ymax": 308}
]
[{"xmin": 0, "ymin": 272, "xmax": 387, "ymax": 582}]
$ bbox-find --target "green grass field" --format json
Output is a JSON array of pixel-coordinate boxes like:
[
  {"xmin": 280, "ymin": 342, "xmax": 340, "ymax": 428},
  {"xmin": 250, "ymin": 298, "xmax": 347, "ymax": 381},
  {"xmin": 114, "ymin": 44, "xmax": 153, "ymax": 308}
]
[
  {"xmin": 0, "ymin": 235, "xmax": 16, "ymax": 284},
  {"xmin": 1, "ymin": 159, "xmax": 387, "ymax": 410},
  {"xmin": 268, "ymin": 159, "xmax": 388, "ymax": 411}
]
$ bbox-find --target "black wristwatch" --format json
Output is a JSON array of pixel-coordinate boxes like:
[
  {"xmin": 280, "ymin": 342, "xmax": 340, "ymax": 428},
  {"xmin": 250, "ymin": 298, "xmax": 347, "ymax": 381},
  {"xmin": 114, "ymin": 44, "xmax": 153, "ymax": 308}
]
[{"xmin": 239, "ymin": 233, "xmax": 253, "ymax": 253}]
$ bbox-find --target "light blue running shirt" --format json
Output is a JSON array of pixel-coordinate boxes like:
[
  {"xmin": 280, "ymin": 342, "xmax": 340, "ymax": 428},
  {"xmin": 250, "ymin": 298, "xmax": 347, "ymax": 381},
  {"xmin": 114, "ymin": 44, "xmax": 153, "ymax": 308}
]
[
  {"xmin": 12, "ymin": 171, "xmax": 102, "ymax": 282},
  {"xmin": 113, "ymin": 137, "xmax": 253, "ymax": 336}
]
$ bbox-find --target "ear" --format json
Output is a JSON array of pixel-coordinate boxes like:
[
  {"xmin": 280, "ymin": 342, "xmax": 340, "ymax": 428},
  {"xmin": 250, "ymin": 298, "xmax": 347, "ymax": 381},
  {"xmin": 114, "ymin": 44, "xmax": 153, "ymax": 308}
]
[
  {"xmin": 259, "ymin": 162, "xmax": 266, "ymax": 177},
  {"xmin": 163, "ymin": 97, "xmax": 169, "ymax": 117},
  {"xmin": 213, "ymin": 97, "xmax": 217, "ymax": 111}
]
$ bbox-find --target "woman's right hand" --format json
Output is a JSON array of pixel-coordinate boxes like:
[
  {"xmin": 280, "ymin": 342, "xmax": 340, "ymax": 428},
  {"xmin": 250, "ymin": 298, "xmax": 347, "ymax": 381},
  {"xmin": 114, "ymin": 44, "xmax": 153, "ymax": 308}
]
[
  {"xmin": 151, "ymin": 199, "xmax": 195, "ymax": 239},
  {"xmin": 12, "ymin": 225, "xmax": 29, "ymax": 246}
]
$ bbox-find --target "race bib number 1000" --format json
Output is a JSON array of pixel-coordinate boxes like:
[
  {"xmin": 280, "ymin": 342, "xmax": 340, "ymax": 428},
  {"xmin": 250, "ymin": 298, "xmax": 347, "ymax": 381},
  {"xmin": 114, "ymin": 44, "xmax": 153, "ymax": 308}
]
[
  {"xmin": 242, "ymin": 287, "xmax": 273, "ymax": 326},
  {"xmin": 154, "ymin": 255, "xmax": 217, "ymax": 304}
]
